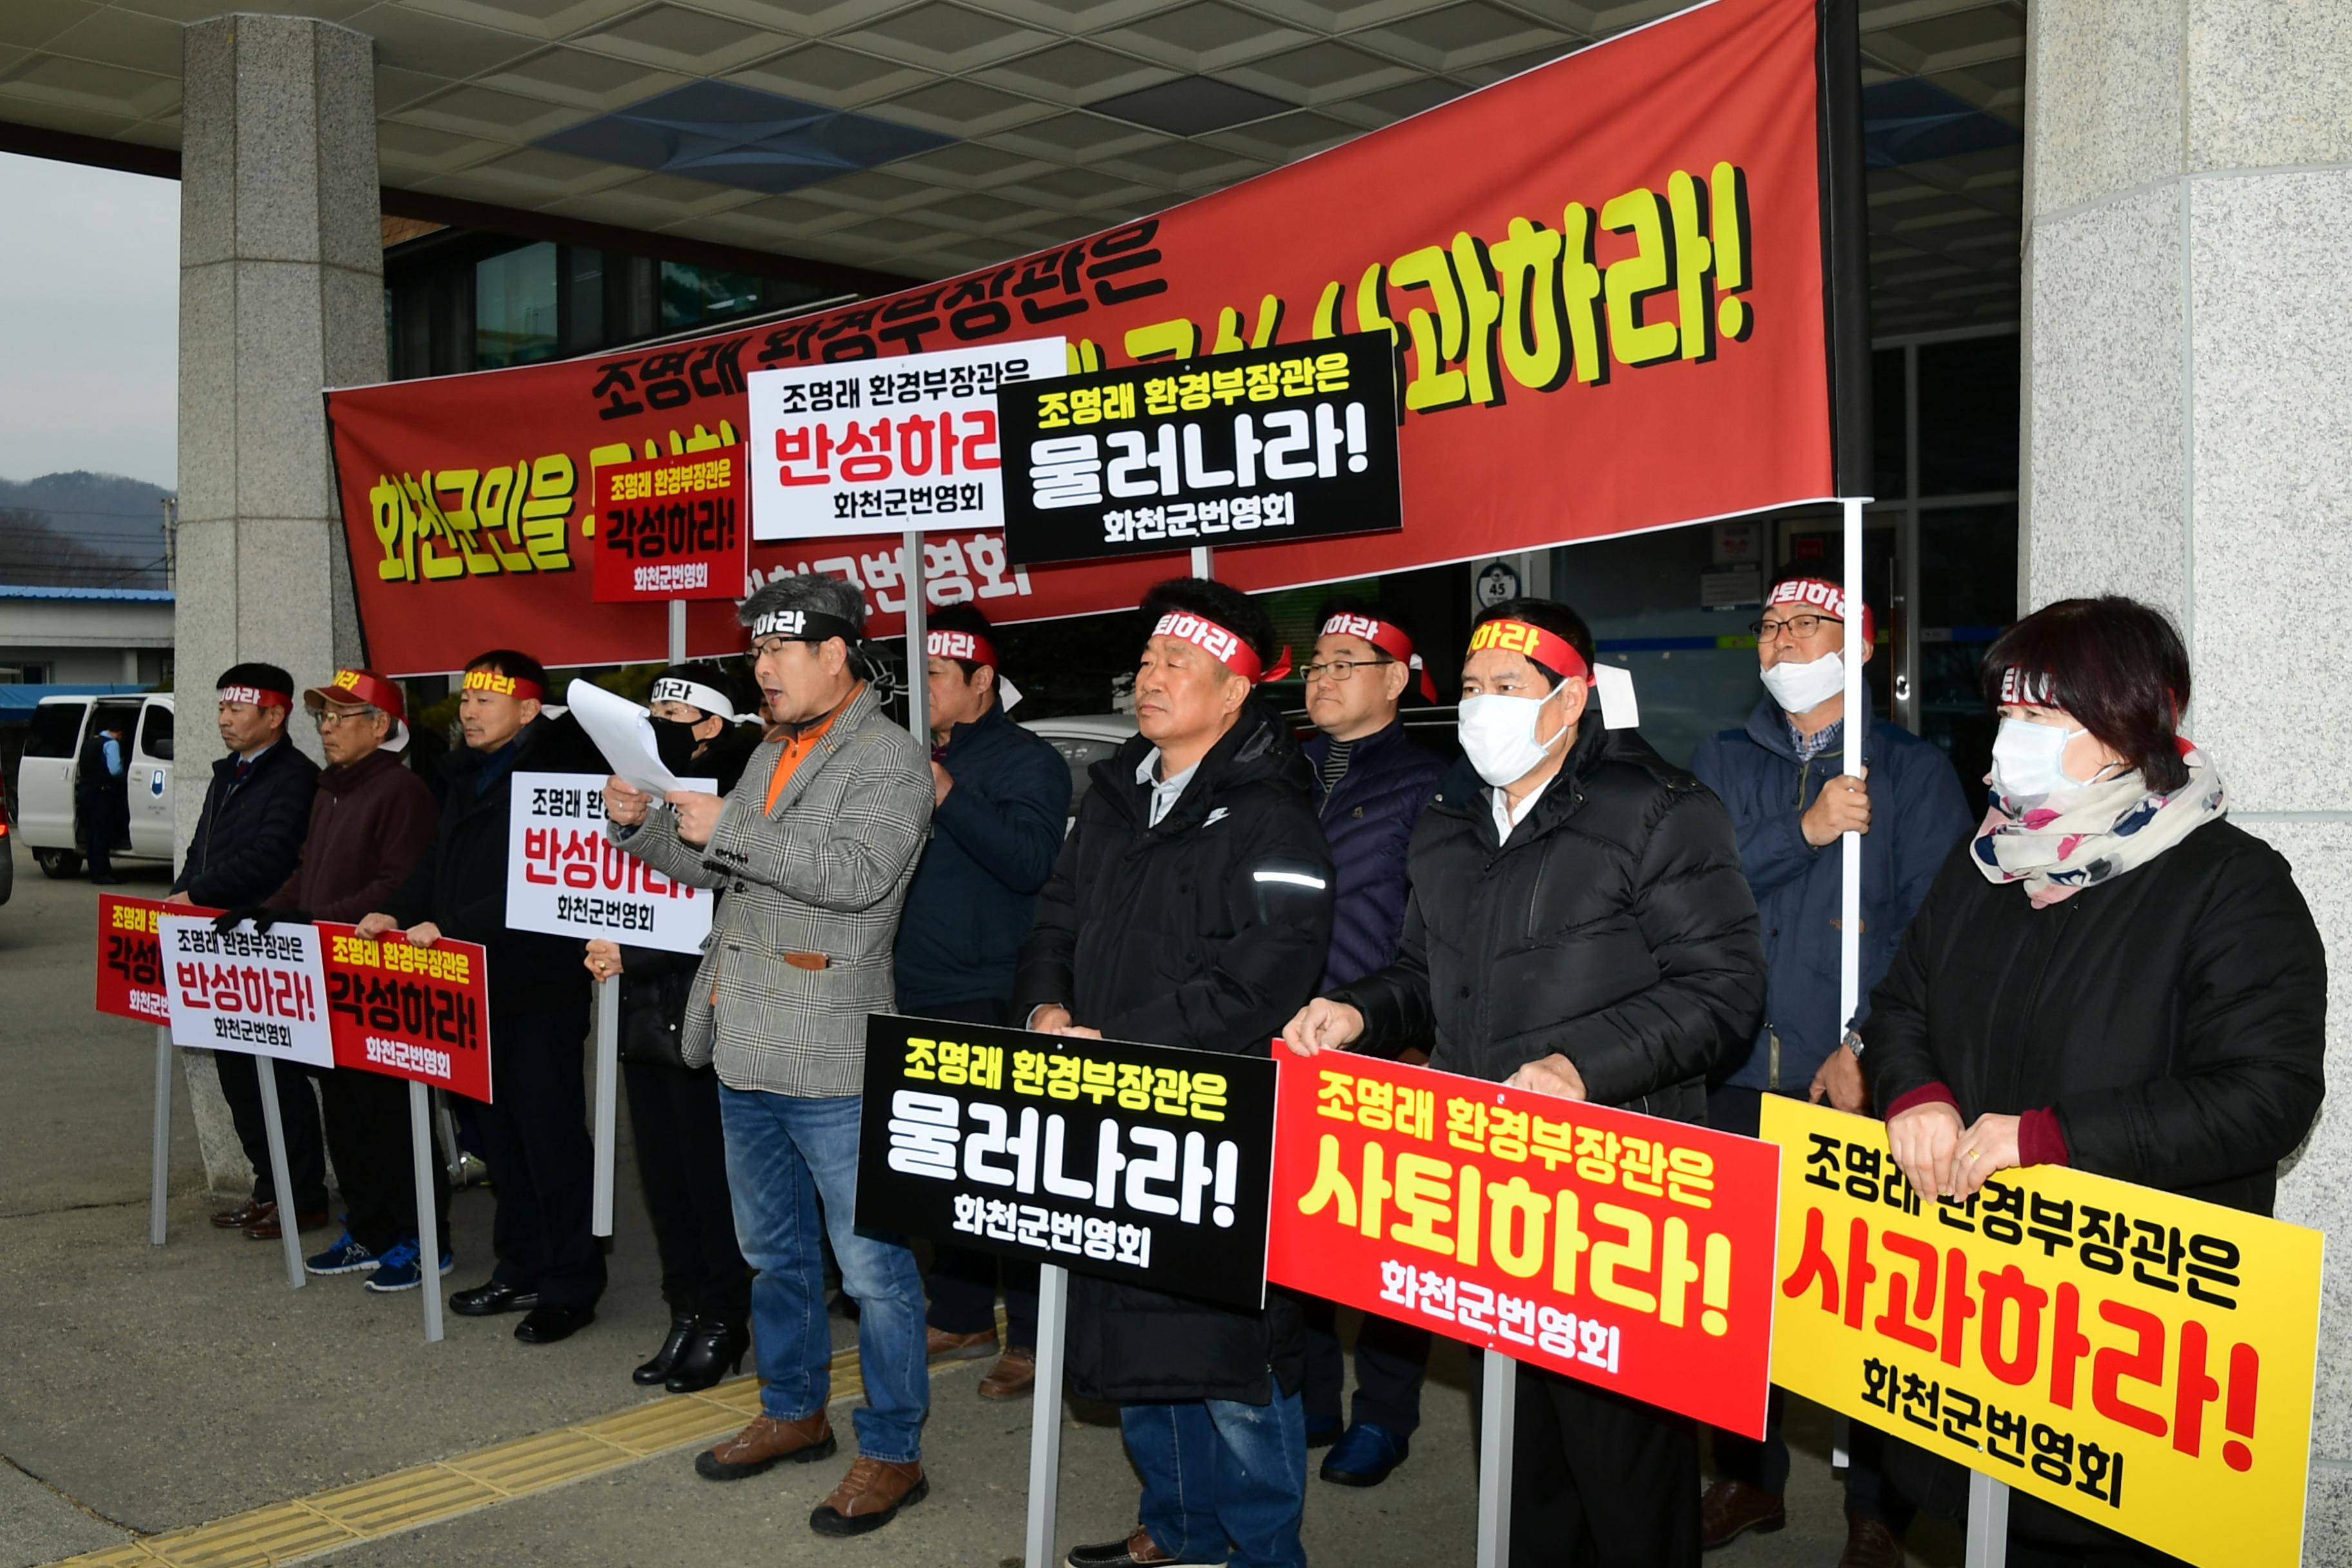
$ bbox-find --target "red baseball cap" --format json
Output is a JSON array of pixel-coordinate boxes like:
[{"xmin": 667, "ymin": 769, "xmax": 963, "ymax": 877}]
[{"xmin": 304, "ymin": 668, "xmax": 410, "ymax": 752}]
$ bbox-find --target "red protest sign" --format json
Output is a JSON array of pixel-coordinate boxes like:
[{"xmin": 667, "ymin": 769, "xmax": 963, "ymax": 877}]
[
  {"xmin": 1267, "ymin": 1052, "xmax": 1781, "ymax": 1436},
  {"xmin": 96, "ymin": 894, "xmax": 214, "ymax": 1024},
  {"xmin": 591, "ymin": 446, "xmax": 748, "ymax": 604},
  {"xmin": 315, "ymin": 922, "xmax": 493, "ymax": 1102}
]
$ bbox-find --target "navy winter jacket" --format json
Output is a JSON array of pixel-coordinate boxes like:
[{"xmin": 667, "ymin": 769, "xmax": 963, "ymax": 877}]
[
  {"xmin": 894, "ymin": 701, "xmax": 1072, "ymax": 1012},
  {"xmin": 172, "ymin": 740, "xmax": 321, "ymax": 910},
  {"xmin": 1687, "ymin": 698, "xmax": 1971, "ymax": 1093},
  {"xmin": 1302, "ymin": 718, "xmax": 1443, "ymax": 994}
]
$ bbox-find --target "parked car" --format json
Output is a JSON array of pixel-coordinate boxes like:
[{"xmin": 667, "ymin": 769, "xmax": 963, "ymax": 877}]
[
  {"xmin": 18, "ymin": 693, "xmax": 176, "ymax": 878},
  {"xmin": 0, "ymin": 767, "xmax": 15, "ymax": 905}
]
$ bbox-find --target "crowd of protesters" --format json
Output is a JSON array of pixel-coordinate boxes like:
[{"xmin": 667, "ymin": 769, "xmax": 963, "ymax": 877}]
[{"xmin": 147, "ymin": 565, "xmax": 2324, "ymax": 1567}]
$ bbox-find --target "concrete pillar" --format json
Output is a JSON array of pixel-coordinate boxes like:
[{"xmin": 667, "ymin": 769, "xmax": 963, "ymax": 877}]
[
  {"xmin": 175, "ymin": 13, "xmax": 382, "ymax": 1191},
  {"xmin": 2021, "ymin": 5, "xmax": 2352, "ymax": 1560}
]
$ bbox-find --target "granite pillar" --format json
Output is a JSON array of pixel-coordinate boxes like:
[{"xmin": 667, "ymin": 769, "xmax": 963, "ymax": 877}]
[
  {"xmin": 2022, "ymin": 4, "xmax": 2352, "ymax": 1557},
  {"xmin": 175, "ymin": 13, "xmax": 381, "ymax": 1191}
]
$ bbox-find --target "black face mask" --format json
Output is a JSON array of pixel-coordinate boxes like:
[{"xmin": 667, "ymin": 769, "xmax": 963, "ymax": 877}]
[{"xmin": 650, "ymin": 716, "xmax": 703, "ymax": 776}]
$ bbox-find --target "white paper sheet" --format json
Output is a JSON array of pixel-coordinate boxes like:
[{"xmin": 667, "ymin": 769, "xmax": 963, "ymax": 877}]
[{"xmin": 565, "ymin": 678, "xmax": 685, "ymax": 795}]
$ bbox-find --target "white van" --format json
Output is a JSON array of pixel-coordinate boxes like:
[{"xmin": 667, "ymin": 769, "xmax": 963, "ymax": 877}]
[{"xmin": 18, "ymin": 693, "xmax": 177, "ymax": 877}]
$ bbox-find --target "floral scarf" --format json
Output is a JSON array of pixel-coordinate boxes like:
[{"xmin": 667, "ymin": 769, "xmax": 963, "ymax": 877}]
[{"xmin": 1972, "ymin": 745, "xmax": 2227, "ymax": 908}]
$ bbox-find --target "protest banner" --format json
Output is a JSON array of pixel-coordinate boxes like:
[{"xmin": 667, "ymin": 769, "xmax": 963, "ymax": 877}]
[
  {"xmin": 157, "ymin": 915, "xmax": 333, "ymax": 1070},
  {"xmin": 856, "ymin": 1012, "xmax": 1277, "ymax": 1311},
  {"xmin": 159, "ymin": 914, "xmax": 334, "ymax": 1288},
  {"xmin": 1761, "ymin": 1097, "xmax": 2322, "ymax": 1568},
  {"xmin": 1267, "ymin": 1050, "xmax": 1781, "ymax": 1438},
  {"xmin": 96, "ymin": 893, "xmax": 220, "ymax": 1247},
  {"xmin": 322, "ymin": 0, "xmax": 1868, "ymax": 674},
  {"xmin": 591, "ymin": 446, "xmax": 747, "ymax": 603},
  {"xmin": 316, "ymin": 921, "xmax": 493, "ymax": 1342},
  {"xmin": 749, "ymin": 338, "xmax": 1064, "ymax": 543},
  {"xmin": 317, "ymin": 922, "xmax": 493, "ymax": 1104},
  {"xmin": 504, "ymin": 770, "xmax": 713, "ymax": 955},
  {"xmin": 95, "ymin": 892, "xmax": 177, "ymax": 1024},
  {"xmin": 999, "ymin": 332, "xmax": 1402, "ymax": 567}
]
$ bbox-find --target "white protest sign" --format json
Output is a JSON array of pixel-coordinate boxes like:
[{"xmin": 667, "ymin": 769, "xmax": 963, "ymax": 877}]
[
  {"xmin": 749, "ymin": 338, "xmax": 1066, "ymax": 542},
  {"xmin": 158, "ymin": 916, "xmax": 335, "ymax": 1068},
  {"xmin": 505, "ymin": 771, "xmax": 714, "ymax": 954}
]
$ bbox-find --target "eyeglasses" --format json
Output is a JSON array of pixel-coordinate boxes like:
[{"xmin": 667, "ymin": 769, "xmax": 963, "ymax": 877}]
[
  {"xmin": 1750, "ymin": 613, "xmax": 1843, "ymax": 642},
  {"xmin": 1300, "ymin": 656, "xmax": 1395, "ymax": 684},
  {"xmin": 314, "ymin": 707, "xmax": 375, "ymax": 729}
]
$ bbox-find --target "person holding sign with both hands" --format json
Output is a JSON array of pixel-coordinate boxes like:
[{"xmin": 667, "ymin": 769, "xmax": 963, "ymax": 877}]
[
  {"xmin": 1861, "ymin": 596, "xmax": 2326, "ymax": 1565},
  {"xmin": 1017, "ymin": 578, "xmax": 1334, "ymax": 1568},
  {"xmin": 1282, "ymin": 597, "xmax": 1766, "ymax": 1568}
]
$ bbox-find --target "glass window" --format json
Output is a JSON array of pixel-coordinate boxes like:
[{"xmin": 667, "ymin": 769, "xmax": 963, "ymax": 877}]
[
  {"xmin": 1916, "ymin": 500, "xmax": 2019, "ymax": 794},
  {"xmin": 661, "ymin": 261, "xmax": 767, "ymax": 331},
  {"xmin": 26, "ymin": 702, "xmax": 83, "ymax": 758},
  {"xmin": 139, "ymin": 703, "xmax": 173, "ymax": 761},
  {"xmin": 1871, "ymin": 346, "xmax": 1906, "ymax": 501},
  {"xmin": 1917, "ymin": 336, "xmax": 2020, "ymax": 496},
  {"xmin": 475, "ymin": 242, "xmax": 559, "ymax": 370}
]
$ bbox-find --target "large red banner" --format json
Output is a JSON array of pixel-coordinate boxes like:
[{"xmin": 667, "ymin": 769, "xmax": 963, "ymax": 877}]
[
  {"xmin": 326, "ymin": 0, "xmax": 1844, "ymax": 675},
  {"xmin": 1267, "ymin": 1052, "xmax": 1781, "ymax": 1436}
]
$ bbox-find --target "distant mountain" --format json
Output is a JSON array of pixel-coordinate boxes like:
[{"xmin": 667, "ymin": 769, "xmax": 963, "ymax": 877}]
[{"xmin": 0, "ymin": 471, "xmax": 172, "ymax": 589}]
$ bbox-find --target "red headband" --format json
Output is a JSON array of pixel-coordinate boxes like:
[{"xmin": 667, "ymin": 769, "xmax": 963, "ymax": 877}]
[
  {"xmin": 462, "ymin": 668, "xmax": 545, "ymax": 702},
  {"xmin": 1320, "ymin": 612, "xmax": 1436, "ymax": 702},
  {"xmin": 217, "ymin": 684, "xmax": 291, "ymax": 710},
  {"xmin": 1152, "ymin": 611, "xmax": 1293, "ymax": 683},
  {"xmin": 928, "ymin": 629, "xmax": 998, "ymax": 669},
  {"xmin": 1765, "ymin": 577, "xmax": 1875, "ymax": 644},
  {"xmin": 1465, "ymin": 618, "xmax": 1589, "ymax": 681}
]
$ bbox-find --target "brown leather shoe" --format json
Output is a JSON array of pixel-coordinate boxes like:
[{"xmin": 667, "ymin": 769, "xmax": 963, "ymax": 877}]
[
  {"xmin": 1700, "ymin": 1478, "xmax": 1786, "ymax": 1549},
  {"xmin": 926, "ymin": 1325, "xmax": 996, "ymax": 1362},
  {"xmin": 1067, "ymin": 1525, "xmax": 1213, "ymax": 1565},
  {"xmin": 694, "ymin": 1413, "xmax": 837, "ymax": 1482},
  {"xmin": 1838, "ymin": 1514, "xmax": 1904, "ymax": 1568},
  {"xmin": 242, "ymin": 1208, "xmax": 329, "ymax": 1240},
  {"xmin": 977, "ymin": 1348, "xmax": 1037, "ymax": 1400},
  {"xmin": 808, "ymin": 1455, "xmax": 928, "ymax": 1536},
  {"xmin": 211, "ymin": 1198, "xmax": 271, "ymax": 1230}
]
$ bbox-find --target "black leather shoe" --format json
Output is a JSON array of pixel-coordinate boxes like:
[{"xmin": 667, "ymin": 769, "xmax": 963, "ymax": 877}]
[
  {"xmin": 636, "ymin": 1314, "xmax": 697, "ymax": 1385},
  {"xmin": 449, "ymin": 1280, "xmax": 539, "ymax": 1317},
  {"xmin": 665, "ymin": 1318, "xmax": 749, "ymax": 1393},
  {"xmin": 514, "ymin": 1304, "xmax": 595, "ymax": 1344}
]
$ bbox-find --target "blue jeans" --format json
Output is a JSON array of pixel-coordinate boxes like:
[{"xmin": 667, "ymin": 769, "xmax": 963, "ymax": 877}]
[
  {"xmin": 1122, "ymin": 1394, "xmax": 1308, "ymax": 1568},
  {"xmin": 718, "ymin": 1086, "xmax": 928, "ymax": 1464}
]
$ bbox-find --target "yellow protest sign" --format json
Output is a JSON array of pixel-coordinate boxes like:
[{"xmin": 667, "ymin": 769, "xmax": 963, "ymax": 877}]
[{"xmin": 1761, "ymin": 1097, "xmax": 2321, "ymax": 1568}]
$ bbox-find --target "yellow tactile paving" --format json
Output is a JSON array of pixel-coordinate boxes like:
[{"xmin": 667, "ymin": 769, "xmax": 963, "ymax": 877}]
[{"xmin": 44, "ymin": 1338, "xmax": 954, "ymax": 1568}]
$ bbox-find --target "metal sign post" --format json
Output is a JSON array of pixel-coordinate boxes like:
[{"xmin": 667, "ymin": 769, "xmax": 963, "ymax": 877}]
[
  {"xmin": 1022, "ymin": 1262, "xmax": 1070, "ymax": 1568},
  {"xmin": 253, "ymin": 1067, "xmax": 306, "ymax": 1291},
  {"xmin": 409, "ymin": 1081, "xmax": 445, "ymax": 1343},
  {"xmin": 148, "ymin": 1025, "xmax": 172, "ymax": 1246},
  {"xmin": 1475, "ymin": 1349, "xmax": 1518, "ymax": 1568},
  {"xmin": 1965, "ymin": 1469, "xmax": 2010, "ymax": 1568},
  {"xmin": 902, "ymin": 530, "xmax": 928, "ymax": 742},
  {"xmin": 1836, "ymin": 494, "xmax": 1868, "ymax": 1040},
  {"xmin": 1190, "ymin": 545, "xmax": 1213, "ymax": 580}
]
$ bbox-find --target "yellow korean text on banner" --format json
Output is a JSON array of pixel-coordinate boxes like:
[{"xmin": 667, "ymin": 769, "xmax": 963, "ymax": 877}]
[{"xmin": 1761, "ymin": 1097, "xmax": 2320, "ymax": 1568}]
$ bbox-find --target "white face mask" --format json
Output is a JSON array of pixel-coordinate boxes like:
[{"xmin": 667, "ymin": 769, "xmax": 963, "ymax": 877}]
[
  {"xmin": 1759, "ymin": 651, "xmax": 1845, "ymax": 715},
  {"xmin": 1990, "ymin": 716, "xmax": 2093, "ymax": 801},
  {"xmin": 1458, "ymin": 683, "xmax": 1568, "ymax": 787}
]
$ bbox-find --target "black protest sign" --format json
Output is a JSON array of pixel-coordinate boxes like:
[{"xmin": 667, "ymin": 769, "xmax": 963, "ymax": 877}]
[
  {"xmin": 998, "ymin": 331, "xmax": 1402, "ymax": 566},
  {"xmin": 856, "ymin": 1013, "xmax": 1277, "ymax": 1310}
]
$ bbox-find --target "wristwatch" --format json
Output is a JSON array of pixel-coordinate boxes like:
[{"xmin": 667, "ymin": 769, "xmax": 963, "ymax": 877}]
[{"xmin": 1842, "ymin": 1030, "xmax": 1866, "ymax": 1059}]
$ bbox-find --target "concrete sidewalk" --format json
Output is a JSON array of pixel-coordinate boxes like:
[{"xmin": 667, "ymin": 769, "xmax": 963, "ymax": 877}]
[{"xmin": 0, "ymin": 864, "xmax": 1963, "ymax": 1567}]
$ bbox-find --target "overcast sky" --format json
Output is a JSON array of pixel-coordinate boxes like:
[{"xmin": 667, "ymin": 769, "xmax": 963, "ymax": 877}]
[{"xmin": 0, "ymin": 152, "xmax": 179, "ymax": 490}]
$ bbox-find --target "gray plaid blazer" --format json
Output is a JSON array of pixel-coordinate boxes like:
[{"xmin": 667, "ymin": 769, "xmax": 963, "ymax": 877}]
[{"xmin": 611, "ymin": 681, "xmax": 932, "ymax": 1097}]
